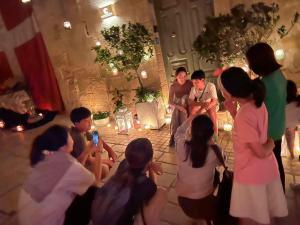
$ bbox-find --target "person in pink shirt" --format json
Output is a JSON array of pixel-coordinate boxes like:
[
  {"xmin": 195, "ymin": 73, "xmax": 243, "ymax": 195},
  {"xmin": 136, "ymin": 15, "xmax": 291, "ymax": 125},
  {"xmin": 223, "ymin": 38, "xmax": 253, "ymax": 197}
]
[{"xmin": 220, "ymin": 67, "xmax": 288, "ymax": 225}]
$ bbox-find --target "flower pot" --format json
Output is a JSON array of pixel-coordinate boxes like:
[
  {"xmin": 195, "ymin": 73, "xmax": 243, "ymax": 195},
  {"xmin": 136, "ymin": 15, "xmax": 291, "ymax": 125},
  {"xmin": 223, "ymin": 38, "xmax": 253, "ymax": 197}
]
[
  {"xmin": 135, "ymin": 97, "xmax": 165, "ymax": 129},
  {"xmin": 94, "ymin": 117, "xmax": 110, "ymax": 127}
]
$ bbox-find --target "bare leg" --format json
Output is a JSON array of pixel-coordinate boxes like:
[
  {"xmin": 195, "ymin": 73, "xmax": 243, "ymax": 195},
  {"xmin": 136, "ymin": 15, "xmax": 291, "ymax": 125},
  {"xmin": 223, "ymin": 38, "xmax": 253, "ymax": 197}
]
[
  {"xmin": 285, "ymin": 128, "xmax": 295, "ymax": 159},
  {"xmin": 207, "ymin": 107, "xmax": 218, "ymax": 135}
]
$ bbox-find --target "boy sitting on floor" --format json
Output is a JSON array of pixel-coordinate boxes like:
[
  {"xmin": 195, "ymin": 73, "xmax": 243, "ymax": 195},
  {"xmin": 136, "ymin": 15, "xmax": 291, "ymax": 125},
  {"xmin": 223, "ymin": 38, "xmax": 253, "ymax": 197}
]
[{"xmin": 70, "ymin": 107, "xmax": 117, "ymax": 181}]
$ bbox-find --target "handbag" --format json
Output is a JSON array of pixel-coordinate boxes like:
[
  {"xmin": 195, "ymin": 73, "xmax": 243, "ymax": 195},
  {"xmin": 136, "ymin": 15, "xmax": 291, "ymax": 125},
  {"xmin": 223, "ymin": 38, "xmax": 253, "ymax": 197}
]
[{"xmin": 211, "ymin": 145, "xmax": 238, "ymax": 225}]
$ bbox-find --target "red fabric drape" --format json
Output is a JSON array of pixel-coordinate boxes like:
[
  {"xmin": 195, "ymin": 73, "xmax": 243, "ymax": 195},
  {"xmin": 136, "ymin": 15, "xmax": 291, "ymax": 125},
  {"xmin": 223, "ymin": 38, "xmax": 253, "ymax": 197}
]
[
  {"xmin": 15, "ymin": 34, "xmax": 64, "ymax": 111},
  {"xmin": 0, "ymin": 0, "xmax": 64, "ymax": 111},
  {"xmin": 0, "ymin": 52, "xmax": 14, "ymax": 83}
]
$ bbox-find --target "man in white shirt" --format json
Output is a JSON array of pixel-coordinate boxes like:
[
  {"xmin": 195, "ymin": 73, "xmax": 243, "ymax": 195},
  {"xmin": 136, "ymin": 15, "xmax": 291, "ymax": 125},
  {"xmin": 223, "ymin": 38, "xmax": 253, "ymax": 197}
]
[{"xmin": 188, "ymin": 70, "xmax": 218, "ymax": 133}]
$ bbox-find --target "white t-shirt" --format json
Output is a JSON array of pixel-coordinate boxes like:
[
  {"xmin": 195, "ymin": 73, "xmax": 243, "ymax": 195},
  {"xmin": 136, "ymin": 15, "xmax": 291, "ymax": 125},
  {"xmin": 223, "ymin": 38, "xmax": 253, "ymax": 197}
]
[
  {"xmin": 174, "ymin": 121, "xmax": 220, "ymax": 199},
  {"xmin": 189, "ymin": 82, "xmax": 218, "ymax": 103},
  {"xmin": 285, "ymin": 102, "xmax": 300, "ymax": 129},
  {"xmin": 18, "ymin": 158, "xmax": 95, "ymax": 225}
]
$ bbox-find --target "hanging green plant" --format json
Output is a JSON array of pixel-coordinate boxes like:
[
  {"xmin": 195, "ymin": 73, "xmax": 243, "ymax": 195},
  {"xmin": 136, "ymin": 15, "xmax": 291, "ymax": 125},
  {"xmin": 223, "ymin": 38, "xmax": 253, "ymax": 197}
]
[
  {"xmin": 92, "ymin": 23, "xmax": 154, "ymax": 89},
  {"xmin": 193, "ymin": 2, "xmax": 299, "ymax": 65}
]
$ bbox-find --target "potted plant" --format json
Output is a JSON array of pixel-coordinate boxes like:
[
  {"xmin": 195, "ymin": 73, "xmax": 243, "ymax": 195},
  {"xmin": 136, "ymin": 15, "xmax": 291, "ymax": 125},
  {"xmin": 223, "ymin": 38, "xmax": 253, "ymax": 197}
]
[
  {"xmin": 134, "ymin": 87, "xmax": 165, "ymax": 129},
  {"xmin": 93, "ymin": 111, "xmax": 110, "ymax": 126},
  {"xmin": 92, "ymin": 23, "xmax": 165, "ymax": 129}
]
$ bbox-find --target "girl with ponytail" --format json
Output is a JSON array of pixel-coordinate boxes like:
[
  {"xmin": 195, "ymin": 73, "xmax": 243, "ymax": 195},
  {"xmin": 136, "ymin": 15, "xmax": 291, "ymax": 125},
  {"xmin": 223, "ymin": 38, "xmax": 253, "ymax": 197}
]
[
  {"xmin": 175, "ymin": 114, "xmax": 222, "ymax": 223},
  {"xmin": 92, "ymin": 138, "xmax": 166, "ymax": 225},
  {"xmin": 18, "ymin": 125, "xmax": 96, "ymax": 225},
  {"xmin": 220, "ymin": 67, "xmax": 288, "ymax": 225}
]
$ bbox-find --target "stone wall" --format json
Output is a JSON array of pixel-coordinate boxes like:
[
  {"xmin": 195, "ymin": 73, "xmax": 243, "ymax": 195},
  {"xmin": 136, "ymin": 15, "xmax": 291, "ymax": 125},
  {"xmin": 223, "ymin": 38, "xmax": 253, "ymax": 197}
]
[
  {"xmin": 213, "ymin": 0, "xmax": 300, "ymax": 86},
  {"xmin": 32, "ymin": 0, "xmax": 168, "ymax": 113}
]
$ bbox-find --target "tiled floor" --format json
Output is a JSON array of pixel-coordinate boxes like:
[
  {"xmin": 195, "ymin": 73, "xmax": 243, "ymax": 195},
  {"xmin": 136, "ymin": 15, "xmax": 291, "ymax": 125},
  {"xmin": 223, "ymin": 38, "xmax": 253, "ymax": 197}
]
[{"xmin": 0, "ymin": 114, "xmax": 300, "ymax": 225}]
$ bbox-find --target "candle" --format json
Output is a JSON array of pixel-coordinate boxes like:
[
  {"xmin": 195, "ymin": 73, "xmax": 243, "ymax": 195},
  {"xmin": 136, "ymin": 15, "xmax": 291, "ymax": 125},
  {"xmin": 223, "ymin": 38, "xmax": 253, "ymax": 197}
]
[
  {"xmin": 0, "ymin": 120, "xmax": 5, "ymax": 128},
  {"xmin": 16, "ymin": 125, "xmax": 24, "ymax": 132},
  {"xmin": 141, "ymin": 70, "xmax": 148, "ymax": 79},
  {"xmin": 144, "ymin": 124, "xmax": 150, "ymax": 129},
  {"xmin": 223, "ymin": 123, "xmax": 232, "ymax": 132},
  {"xmin": 107, "ymin": 123, "xmax": 111, "ymax": 128}
]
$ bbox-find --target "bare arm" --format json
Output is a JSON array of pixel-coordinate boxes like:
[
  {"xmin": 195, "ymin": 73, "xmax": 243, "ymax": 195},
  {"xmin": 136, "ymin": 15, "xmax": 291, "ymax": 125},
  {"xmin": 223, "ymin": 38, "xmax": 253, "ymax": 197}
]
[{"xmin": 102, "ymin": 140, "xmax": 117, "ymax": 162}]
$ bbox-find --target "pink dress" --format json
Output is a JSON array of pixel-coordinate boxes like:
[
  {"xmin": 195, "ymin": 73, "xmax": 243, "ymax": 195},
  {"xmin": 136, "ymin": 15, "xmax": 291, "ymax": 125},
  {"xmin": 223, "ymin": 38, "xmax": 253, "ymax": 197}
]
[{"xmin": 229, "ymin": 102, "xmax": 288, "ymax": 224}]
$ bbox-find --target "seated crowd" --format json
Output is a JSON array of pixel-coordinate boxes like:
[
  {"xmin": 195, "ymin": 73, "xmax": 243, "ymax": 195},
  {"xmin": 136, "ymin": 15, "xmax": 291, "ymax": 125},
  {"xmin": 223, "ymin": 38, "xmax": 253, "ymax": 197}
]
[{"xmin": 17, "ymin": 42, "xmax": 299, "ymax": 225}]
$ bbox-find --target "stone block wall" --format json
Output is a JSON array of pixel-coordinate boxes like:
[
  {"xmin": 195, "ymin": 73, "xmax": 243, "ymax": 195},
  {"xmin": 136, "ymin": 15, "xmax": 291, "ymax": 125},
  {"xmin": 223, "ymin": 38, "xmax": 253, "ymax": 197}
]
[
  {"xmin": 213, "ymin": 0, "xmax": 300, "ymax": 86},
  {"xmin": 32, "ymin": 0, "xmax": 168, "ymax": 113}
]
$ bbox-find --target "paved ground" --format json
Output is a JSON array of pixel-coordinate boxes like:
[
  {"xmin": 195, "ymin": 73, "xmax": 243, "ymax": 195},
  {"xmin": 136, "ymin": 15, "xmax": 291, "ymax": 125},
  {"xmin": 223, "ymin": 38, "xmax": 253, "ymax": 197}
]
[{"xmin": 0, "ymin": 114, "xmax": 300, "ymax": 225}]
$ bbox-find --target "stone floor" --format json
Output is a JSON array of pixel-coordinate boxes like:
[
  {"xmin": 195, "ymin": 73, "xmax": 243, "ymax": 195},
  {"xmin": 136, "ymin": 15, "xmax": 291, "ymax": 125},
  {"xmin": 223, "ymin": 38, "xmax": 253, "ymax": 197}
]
[{"xmin": 0, "ymin": 114, "xmax": 300, "ymax": 225}]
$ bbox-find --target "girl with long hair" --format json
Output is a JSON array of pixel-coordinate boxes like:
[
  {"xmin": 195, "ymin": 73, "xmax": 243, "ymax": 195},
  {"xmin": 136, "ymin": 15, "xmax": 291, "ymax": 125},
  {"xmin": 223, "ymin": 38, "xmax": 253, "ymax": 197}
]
[
  {"xmin": 92, "ymin": 138, "xmax": 166, "ymax": 225},
  {"xmin": 220, "ymin": 67, "xmax": 288, "ymax": 225},
  {"xmin": 175, "ymin": 114, "xmax": 222, "ymax": 224},
  {"xmin": 246, "ymin": 42, "xmax": 287, "ymax": 190},
  {"xmin": 18, "ymin": 125, "xmax": 96, "ymax": 225},
  {"xmin": 168, "ymin": 67, "xmax": 193, "ymax": 146}
]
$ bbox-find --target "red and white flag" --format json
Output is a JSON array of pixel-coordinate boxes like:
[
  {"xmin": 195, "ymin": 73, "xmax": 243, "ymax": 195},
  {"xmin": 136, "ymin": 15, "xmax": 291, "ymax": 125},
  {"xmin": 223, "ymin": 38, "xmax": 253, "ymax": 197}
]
[{"xmin": 0, "ymin": 0, "xmax": 63, "ymax": 111}]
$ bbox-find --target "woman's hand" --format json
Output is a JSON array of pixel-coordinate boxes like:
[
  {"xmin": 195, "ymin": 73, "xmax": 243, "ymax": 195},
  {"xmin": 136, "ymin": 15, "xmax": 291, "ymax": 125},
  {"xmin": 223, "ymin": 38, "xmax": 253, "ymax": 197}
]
[
  {"xmin": 149, "ymin": 162, "xmax": 163, "ymax": 175},
  {"xmin": 224, "ymin": 99, "xmax": 237, "ymax": 118}
]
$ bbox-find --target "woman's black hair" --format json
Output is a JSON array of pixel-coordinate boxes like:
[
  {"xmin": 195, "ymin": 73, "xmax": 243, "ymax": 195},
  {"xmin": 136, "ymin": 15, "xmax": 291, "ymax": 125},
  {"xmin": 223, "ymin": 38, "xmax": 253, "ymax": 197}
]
[
  {"xmin": 175, "ymin": 67, "xmax": 187, "ymax": 76},
  {"xmin": 30, "ymin": 125, "xmax": 69, "ymax": 166},
  {"xmin": 185, "ymin": 115, "xmax": 214, "ymax": 168},
  {"xmin": 246, "ymin": 42, "xmax": 281, "ymax": 76},
  {"xmin": 221, "ymin": 67, "xmax": 266, "ymax": 107},
  {"xmin": 287, "ymin": 80, "xmax": 300, "ymax": 106}
]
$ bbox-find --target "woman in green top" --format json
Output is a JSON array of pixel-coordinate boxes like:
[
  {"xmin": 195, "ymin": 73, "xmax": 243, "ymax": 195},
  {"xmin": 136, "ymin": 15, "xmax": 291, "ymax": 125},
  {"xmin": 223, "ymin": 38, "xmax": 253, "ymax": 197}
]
[{"xmin": 246, "ymin": 42, "xmax": 287, "ymax": 191}]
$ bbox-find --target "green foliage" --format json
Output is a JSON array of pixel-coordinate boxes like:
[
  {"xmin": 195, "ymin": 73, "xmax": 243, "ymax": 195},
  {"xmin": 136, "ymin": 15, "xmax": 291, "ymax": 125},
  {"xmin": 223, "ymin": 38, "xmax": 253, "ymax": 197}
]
[
  {"xmin": 93, "ymin": 111, "xmax": 109, "ymax": 120},
  {"xmin": 111, "ymin": 89, "xmax": 124, "ymax": 113},
  {"xmin": 135, "ymin": 87, "xmax": 160, "ymax": 103},
  {"xmin": 193, "ymin": 2, "xmax": 299, "ymax": 65},
  {"xmin": 92, "ymin": 23, "xmax": 154, "ymax": 88}
]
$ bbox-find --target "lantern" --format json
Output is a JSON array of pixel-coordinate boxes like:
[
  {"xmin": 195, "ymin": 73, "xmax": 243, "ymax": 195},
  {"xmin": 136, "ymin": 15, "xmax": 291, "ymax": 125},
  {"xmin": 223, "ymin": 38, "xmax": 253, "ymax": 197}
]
[{"xmin": 115, "ymin": 107, "xmax": 133, "ymax": 134}]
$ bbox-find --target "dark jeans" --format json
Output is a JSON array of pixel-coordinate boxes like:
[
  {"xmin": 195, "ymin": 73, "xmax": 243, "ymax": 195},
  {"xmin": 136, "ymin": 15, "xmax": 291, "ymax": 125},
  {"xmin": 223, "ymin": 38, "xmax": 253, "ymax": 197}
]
[
  {"xmin": 273, "ymin": 140, "xmax": 285, "ymax": 192},
  {"xmin": 64, "ymin": 186, "xmax": 97, "ymax": 225}
]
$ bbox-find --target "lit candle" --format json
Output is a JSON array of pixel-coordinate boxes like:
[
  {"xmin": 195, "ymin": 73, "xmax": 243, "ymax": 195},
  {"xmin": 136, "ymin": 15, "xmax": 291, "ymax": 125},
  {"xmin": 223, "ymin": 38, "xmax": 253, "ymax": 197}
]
[
  {"xmin": 38, "ymin": 113, "xmax": 43, "ymax": 117},
  {"xmin": 21, "ymin": 0, "xmax": 31, "ymax": 3},
  {"xmin": 144, "ymin": 124, "xmax": 150, "ymax": 129},
  {"xmin": 91, "ymin": 125, "xmax": 96, "ymax": 130},
  {"xmin": 96, "ymin": 41, "xmax": 101, "ymax": 46},
  {"xmin": 165, "ymin": 117, "xmax": 171, "ymax": 125},
  {"xmin": 141, "ymin": 70, "xmax": 148, "ymax": 79},
  {"xmin": 117, "ymin": 50, "xmax": 124, "ymax": 55},
  {"xmin": 107, "ymin": 123, "xmax": 111, "ymax": 128},
  {"xmin": 138, "ymin": 128, "xmax": 142, "ymax": 131},
  {"xmin": 114, "ymin": 126, "xmax": 118, "ymax": 130},
  {"xmin": 223, "ymin": 123, "xmax": 232, "ymax": 132},
  {"xmin": 0, "ymin": 120, "xmax": 5, "ymax": 128},
  {"xmin": 112, "ymin": 68, "xmax": 118, "ymax": 75},
  {"xmin": 16, "ymin": 125, "xmax": 24, "ymax": 132},
  {"xmin": 63, "ymin": 20, "xmax": 72, "ymax": 29},
  {"xmin": 275, "ymin": 49, "xmax": 285, "ymax": 60}
]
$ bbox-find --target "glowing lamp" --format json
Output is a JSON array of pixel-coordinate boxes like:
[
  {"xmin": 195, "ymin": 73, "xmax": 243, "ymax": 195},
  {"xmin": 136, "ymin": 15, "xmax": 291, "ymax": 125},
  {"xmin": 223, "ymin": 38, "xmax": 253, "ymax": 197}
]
[
  {"xmin": 63, "ymin": 20, "xmax": 72, "ymax": 30},
  {"xmin": 96, "ymin": 41, "xmax": 101, "ymax": 46},
  {"xmin": 141, "ymin": 70, "xmax": 148, "ymax": 79},
  {"xmin": 223, "ymin": 123, "xmax": 232, "ymax": 132},
  {"xmin": 115, "ymin": 107, "xmax": 133, "ymax": 134},
  {"xmin": 275, "ymin": 49, "xmax": 285, "ymax": 60}
]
